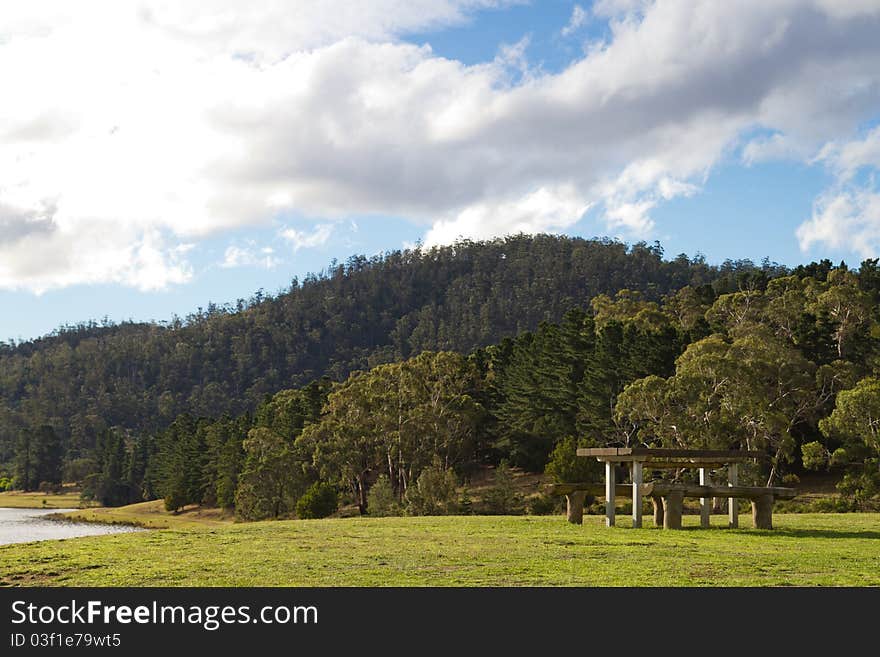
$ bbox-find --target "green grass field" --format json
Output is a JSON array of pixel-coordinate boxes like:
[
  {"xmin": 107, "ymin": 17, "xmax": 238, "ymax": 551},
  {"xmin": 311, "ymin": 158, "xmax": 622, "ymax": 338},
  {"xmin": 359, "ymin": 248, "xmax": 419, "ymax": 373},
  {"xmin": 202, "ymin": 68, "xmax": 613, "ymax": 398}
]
[{"xmin": 2, "ymin": 513, "xmax": 879, "ymax": 587}]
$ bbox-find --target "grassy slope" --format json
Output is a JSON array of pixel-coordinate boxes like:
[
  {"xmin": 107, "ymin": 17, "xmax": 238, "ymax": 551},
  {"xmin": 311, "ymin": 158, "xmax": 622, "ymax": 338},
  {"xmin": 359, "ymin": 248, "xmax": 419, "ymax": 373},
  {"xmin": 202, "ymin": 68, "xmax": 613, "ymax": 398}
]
[{"xmin": 2, "ymin": 513, "xmax": 879, "ymax": 587}]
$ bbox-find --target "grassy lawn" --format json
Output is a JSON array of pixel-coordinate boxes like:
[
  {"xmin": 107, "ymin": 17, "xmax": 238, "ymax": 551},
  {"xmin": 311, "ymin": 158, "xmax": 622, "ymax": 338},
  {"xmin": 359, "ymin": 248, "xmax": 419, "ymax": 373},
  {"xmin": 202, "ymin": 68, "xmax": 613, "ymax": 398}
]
[
  {"xmin": 0, "ymin": 490, "xmax": 93, "ymax": 509},
  {"xmin": 2, "ymin": 513, "xmax": 879, "ymax": 587}
]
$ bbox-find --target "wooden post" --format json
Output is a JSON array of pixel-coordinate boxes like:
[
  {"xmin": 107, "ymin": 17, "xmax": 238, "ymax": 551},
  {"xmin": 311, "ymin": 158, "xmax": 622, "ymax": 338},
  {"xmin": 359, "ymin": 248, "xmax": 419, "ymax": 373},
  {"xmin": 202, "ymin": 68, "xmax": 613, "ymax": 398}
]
[
  {"xmin": 651, "ymin": 496, "xmax": 664, "ymax": 527},
  {"xmin": 752, "ymin": 494, "xmax": 774, "ymax": 530},
  {"xmin": 699, "ymin": 467, "xmax": 711, "ymax": 528},
  {"xmin": 605, "ymin": 460, "xmax": 616, "ymax": 527},
  {"xmin": 728, "ymin": 463, "xmax": 739, "ymax": 529},
  {"xmin": 565, "ymin": 491, "xmax": 586, "ymax": 524},
  {"xmin": 663, "ymin": 491, "xmax": 683, "ymax": 529},
  {"xmin": 631, "ymin": 461, "xmax": 643, "ymax": 528}
]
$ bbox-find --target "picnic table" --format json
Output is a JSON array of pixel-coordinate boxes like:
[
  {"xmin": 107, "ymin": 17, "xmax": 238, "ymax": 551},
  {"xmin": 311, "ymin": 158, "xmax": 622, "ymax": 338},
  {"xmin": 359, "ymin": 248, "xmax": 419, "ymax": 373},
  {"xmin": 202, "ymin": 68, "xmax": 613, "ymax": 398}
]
[{"xmin": 546, "ymin": 448, "xmax": 797, "ymax": 530}]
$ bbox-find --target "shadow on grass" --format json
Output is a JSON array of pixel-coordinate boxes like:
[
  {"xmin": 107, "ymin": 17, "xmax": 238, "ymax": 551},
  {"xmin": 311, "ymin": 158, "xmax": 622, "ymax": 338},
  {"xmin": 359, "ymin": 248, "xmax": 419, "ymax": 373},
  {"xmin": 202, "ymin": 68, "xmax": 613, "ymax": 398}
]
[
  {"xmin": 765, "ymin": 528, "xmax": 880, "ymax": 540},
  {"xmin": 640, "ymin": 526, "xmax": 880, "ymax": 540}
]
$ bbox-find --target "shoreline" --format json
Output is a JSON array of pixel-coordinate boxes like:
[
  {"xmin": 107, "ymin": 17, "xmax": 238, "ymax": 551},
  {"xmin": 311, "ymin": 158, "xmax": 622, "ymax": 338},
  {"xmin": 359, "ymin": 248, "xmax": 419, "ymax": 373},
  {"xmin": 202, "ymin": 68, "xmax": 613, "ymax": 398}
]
[
  {"xmin": 45, "ymin": 510, "xmax": 151, "ymax": 530},
  {"xmin": 55, "ymin": 500, "xmax": 236, "ymax": 530}
]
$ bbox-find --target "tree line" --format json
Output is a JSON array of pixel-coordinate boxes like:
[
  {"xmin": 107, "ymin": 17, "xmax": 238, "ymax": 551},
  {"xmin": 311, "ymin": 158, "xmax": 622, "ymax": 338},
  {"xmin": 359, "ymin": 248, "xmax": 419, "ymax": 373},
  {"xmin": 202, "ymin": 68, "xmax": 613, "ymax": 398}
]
[
  {"xmin": 31, "ymin": 256, "xmax": 879, "ymax": 516},
  {"xmin": 1, "ymin": 234, "xmax": 771, "ymax": 475}
]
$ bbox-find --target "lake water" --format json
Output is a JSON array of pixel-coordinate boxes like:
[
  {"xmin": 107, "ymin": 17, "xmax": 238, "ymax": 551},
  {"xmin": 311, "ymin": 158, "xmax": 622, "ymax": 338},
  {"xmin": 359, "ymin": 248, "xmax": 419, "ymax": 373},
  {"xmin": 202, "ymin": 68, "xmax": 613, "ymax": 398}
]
[{"xmin": 0, "ymin": 508, "xmax": 144, "ymax": 545}]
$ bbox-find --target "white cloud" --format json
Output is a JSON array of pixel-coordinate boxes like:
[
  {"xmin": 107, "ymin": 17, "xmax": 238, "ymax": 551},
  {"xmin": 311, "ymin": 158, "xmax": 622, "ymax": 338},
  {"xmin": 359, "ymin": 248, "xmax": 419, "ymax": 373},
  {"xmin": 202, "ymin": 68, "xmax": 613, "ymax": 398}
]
[
  {"xmin": 742, "ymin": 133, "xmax": 811, "ymax": 165},
  {"xmin": 424, "ymin": 185, "xmax": 590, "ymax": 246},
  {"xmin": 795, "ymin": 126, "xmax": 880, "ymax": 256},
  {"xmin": 561, "ymin": 5, "xmax": 588, "ymax": 37},
  {"xmin": 0, "ymin": 1, "xmax": 516, "ymax": 291},
  {"xmin": 2, "ymin": 1, "xmax": 880, "ymax": 291},
  {"xmin": 0, "ymin": 223, "xmax": 192, "ymax": 294},
  {"xmin": 797, "ymin": 188, "xmax": 880, "ymax": 258},
  {"xmin": 813, "ymin": 126, "xmax": 880, "ymax": 182},
  {"xmin": 280, "ymin": 224, "xmax": 335, "ymax": 252},
  {"xmin": 221, "ymin": 244, "xmax": 280, "ymax": 269}
]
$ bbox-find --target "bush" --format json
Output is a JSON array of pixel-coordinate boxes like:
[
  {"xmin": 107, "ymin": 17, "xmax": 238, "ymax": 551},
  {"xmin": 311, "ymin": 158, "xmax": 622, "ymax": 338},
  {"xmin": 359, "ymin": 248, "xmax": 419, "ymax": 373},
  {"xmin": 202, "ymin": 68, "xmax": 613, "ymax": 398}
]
[
  {"xmin": 830, "ymin": 448, "xmax": 849, "ymax": 466},
  {"xmin": 406, "ymin": 463, "xmax": 458, "ymax": 516},
  {"xmin": 458, "ymin": 486, "xmax": 473, "ymax": 515},
  {"xmin": 544, "ymin": 437, "xmax": 599, "ymax": 483},
  {"xmin": 164, "ymin": 489, "xmax": 188, "ymax": 514},
  {"xmin": 296, "ymin": 482, "xmax": 338, "ymax": 519},
  {"xmin": 483, "ymin": 461, "xmax": 523, "ymax": 515},
  {"xmin": 836, "ymin": 470, "xmax": 880, "ymax": 509},
  {"xmin": 63, "ymin": 457, "xmax": 98, "ymax": 486},
  {"xmin": 801, "ymin": 441, "xmax": 829, "ymax": 470},
  {"xmin": 367, "ymin": 475, "xmax": 400, "ymax": 517},
  {"xmin": 781, "ymin": 473, "xmax": 800, "ymax": 486},
  {"xmin": 501, "ymin": 432, "xmax": 555, "ymax": 473},
  {"xmin": 0, "ymin": 476, "xmax": 13, "ymax": 492},
  {"xmin": 527, "ymin": 494, "xmax": 560, "ymax": 515},
  {"xmin": 810, "ymin": 497, "xmax": 855, "ymax": 513},
  {"xmin": 38, "ymin": 481, "xmax": 63, "ymax": 494}
]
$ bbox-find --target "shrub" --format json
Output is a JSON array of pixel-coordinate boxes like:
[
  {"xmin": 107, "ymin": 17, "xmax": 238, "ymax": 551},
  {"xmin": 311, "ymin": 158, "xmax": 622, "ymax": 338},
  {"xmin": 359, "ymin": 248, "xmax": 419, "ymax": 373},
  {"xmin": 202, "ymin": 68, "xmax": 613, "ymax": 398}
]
[
  {"xmin": 836, "ymin": 470, "xmax": 880, "ymax": 509},
  {"xmin": 164, "ymin": 489, "xmax": 188, "ymax": 514},
  {"xmin": 406, "ymin": 463, "xmax": 458, "ymax": 516},
  {"xmin": 63, "ymin": 457, "xmax": 98, "ymax": 486},
  {"xmin": 38, "ymin": 481, "xmax": 63, "ymax": 494},
  {"xmin": 296, "ymin": 482, "xmax": 338, "ymax": 519},
  {"xmin": 830, "ymin": 448, "xmax": 849, "ymax": 466},
  {"xmin": 0, "ymin": 476, "xmax": 13, "ymax": 492},
  {"xmin": 781, "ymin": 473, "xmax": 800, "ymax": 486},
  {"xmin": 483, "ymin": 461, "xmax": 523, "ymax": 515},
  {"xmin": 367, "ymin": 475, "xmax": 399, "ymax": 517},
  {"xmin": 810, "ymin": 497, "xmax": 855, "ymax": 513},
  {"xmin": 527, "ymin": 493, "xmax": 560, "ymax": 515},
  {"xmin": 801, "ymin": 441, "xmax": 829, "ymax": 470},
  {"xmin": 457, "ymin": 486, "xmax": 473, "ymax": 515},
  {"xmin": 544, "ymin": 437, "xmax": 599, "ymax": 483}
]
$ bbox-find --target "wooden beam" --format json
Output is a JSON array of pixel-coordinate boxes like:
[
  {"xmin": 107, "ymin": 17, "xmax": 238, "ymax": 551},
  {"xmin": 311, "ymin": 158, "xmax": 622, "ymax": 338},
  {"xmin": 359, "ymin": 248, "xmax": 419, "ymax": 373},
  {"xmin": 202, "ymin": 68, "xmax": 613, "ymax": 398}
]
[
  {"xmin": 589, "ymin": 456, "xmax": 761, "ymax": 465},
  {"xmin": 544, "ymin": 483, "xmax": 635, "ymax": 497},
  {"xmin": 651, "ymin": 495, "xmax": 664, "ymax": 527},
  {"xmin": 565, "ymin": 491, "xmax": 586, "ymax": 525},
  {"xmin": 546, "ymin": 482, "xmax": 796, "ymax": 501},
  {"xmin": 632, "ymin": 461, "xmax": 643, "ymax": 529},
  {"xmin": 576, "ymin": 447, "xmax": 623, "ymax": 457},
  {"xmin": 641, "ymin": 482, "xmax": 797, "ymax": 500},
  {"xmin": 663, "ymin": 490, "xmax": 684, "ymax": 529},
  {"xmin": 578, "ymin": 448, "xmax": 765, "ymax": 459},
  {"xmin": 699, "ymin": 467, "xmax": 711, "ymax": 528},
  {"xmin": 728, "ymin": 463, "xmax": 739, "ymax": 529},
  {"xmin": 640, "ymin": 460, "xmax": 730, "ymax": 469},
  {"xmin": 752, "ymin": 494, "xmax": 774, "ymax": 530},
  {"xmin": 605, "ymin": 461, "xmax": 616, "ymax": 527}
]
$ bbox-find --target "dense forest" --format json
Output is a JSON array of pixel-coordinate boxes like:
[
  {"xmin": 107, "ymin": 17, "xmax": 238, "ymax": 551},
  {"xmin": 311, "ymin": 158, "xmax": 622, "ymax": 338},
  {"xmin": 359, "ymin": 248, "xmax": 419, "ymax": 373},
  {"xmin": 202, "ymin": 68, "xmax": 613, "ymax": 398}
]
[
  {"xmin": 0, "ymin": 234, "xmax": 771, "ymax": 465},
  {"xmin": 4, "ymin": 234, "xmax": 879, "ymax": 518}
]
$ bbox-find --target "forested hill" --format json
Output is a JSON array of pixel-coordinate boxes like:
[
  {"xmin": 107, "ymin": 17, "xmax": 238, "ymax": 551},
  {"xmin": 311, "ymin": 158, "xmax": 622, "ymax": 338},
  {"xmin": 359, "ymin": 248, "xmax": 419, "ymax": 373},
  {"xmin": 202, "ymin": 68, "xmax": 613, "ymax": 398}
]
[{"xmin": 0, "ymin": 234, "xmax": 781, "ymax": 461}]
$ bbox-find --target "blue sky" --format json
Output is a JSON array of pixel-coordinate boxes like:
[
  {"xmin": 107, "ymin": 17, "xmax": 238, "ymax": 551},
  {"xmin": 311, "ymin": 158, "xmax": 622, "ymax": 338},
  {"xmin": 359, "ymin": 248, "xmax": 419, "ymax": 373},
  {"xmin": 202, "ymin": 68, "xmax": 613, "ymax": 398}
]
[{"xmin": 2, "ymin": 1, "xmax": 880, "ymax": 342}]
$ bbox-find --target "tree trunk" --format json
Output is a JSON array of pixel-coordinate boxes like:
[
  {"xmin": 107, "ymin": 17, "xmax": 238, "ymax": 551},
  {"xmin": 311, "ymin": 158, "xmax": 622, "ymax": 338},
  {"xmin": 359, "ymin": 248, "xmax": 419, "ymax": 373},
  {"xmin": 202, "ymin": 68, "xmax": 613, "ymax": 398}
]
[
  {"xmin": 765, "ymin": 446, "xmax": 783, "ymax": 487},
  {"xmin": 356, "ymin": 476, "xmax": 368, "ymax": 514}
]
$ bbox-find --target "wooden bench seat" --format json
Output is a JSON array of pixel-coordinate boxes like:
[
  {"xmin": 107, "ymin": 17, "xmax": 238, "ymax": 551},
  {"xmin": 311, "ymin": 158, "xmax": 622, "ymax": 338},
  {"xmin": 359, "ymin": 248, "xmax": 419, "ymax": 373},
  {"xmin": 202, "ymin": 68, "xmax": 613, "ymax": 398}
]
[{"xmin": 545, "ymin": 481, "xmax": 797, "ymax": 529}]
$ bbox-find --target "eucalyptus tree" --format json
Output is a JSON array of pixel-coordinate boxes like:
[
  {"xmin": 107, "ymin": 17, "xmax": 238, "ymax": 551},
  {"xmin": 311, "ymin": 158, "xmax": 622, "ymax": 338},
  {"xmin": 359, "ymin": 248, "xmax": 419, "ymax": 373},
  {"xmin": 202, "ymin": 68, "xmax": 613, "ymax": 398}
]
[
  {"xmin": 299, "ymin": 351, "xmax": 482, "ymax": 513},
  {"xmin": 616, "ymin": 326, "xmax": 817, "ymax": 484},
  {"xmin": 820, "ymin": 377, "xmax": 880, "ymax": 470}
]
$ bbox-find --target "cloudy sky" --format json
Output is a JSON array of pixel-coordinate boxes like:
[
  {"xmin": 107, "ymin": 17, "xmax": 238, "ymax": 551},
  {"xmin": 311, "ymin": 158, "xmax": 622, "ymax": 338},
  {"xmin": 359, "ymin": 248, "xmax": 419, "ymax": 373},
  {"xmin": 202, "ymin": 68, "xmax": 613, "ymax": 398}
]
[{"xmin": 2, "ymin": 0, "xmax": 880, "ymax": 341}]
